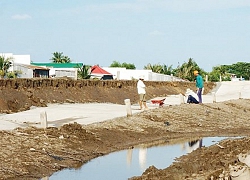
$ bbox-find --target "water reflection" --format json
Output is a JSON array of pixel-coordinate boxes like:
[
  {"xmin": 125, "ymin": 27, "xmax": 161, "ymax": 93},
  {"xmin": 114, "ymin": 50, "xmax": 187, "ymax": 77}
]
[
  {"xmin": 126, "ymin": 139, "xmax": 202, "ymax": 173},
  {"xmin": 139, "ymin": 147, "xmax": 147, "ymax": 171},
  {"xmin": 126, "ymin": 148, "xmax": 133, "ymax": 166},
  {"xmin": 48, "ymin": 137, "xmax": 226, "ymax": 180},
  {"xmin": 183, "ymin": 139, "xmax": 203, "ymax": 153}
]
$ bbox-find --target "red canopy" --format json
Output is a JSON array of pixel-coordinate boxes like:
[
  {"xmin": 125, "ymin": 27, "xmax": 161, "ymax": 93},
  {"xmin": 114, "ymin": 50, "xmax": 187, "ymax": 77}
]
[{"xmin": 91, "ymin": 65, "xmax": 112, "ymax": 75}]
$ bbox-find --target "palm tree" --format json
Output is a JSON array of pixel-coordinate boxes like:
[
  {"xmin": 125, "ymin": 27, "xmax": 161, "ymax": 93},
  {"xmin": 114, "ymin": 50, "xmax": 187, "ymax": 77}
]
[
  {"xmin": 144, "ymin": 63, "xmax": 163, "ymax": 73},
  {"xmin": 0, "ymin": 55, "xmax": 13, "ymax": 78},
  {"xmin": 162, "ymin": 64, "xmax": 173, "ymax": 75},
  {"xmin": 62, "ymin": 55, "xmax": 71, "ymax": 63},
  {"xmin": 175, "ymin": 58, "xmax": 200, "ymax": 81},
  {"xmin": 77, "ymin": 64, "xmax": 91, "ymax": 79},
  {"xmin": 51, "ymin": 52, "xmax": 71, "ymax": 63}
]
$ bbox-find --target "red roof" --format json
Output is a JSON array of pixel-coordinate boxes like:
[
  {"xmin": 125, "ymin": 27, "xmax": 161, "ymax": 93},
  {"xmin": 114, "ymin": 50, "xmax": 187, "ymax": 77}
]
[{"xmin": 91, "ymin": 65, "xmax": 112, "ymax": 75}]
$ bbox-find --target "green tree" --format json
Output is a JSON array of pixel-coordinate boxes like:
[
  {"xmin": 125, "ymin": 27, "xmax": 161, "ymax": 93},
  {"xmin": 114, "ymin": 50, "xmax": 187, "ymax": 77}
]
[
  {"xmin": 6, "ymin": 70, "xmax": 22, "ymax": 78},
  {"xmin": 110, "ymin": 61, "xmax": 136, "ymax": 69},
  {"xmin": 209, "ymin": 62, "xmax": 250, "ymax": 81},
  {"xmin": 77, "ymin": 64, "xmax": 91, "ymax": 79},
  {"xmin": 226, "ymin": 62, "xmax": 250, "ymax": 80},
  {"xmin": 143, "ymin": 63, "xmax": 174, "ymax": 75},
  {"xmin": 208, "ymin": 66, "xmax": 223, "ymax": 82},
  {"xmin": 143, "ymin": 63, "xmax": 163, "ymax": 73},
  {"xmin": 110, "ymin": 61, "xmax": 121, "ymax": 67},
  {"xmin": 175, "ymin": 58, "xmax": 203, "ymax": 81},
  {"xmin": 121, "ymin": 62, "xmax": 136, "ymax": 69},
  {"xmin": 161, "ymin": 64, "xmax": 174, "ymax": 75},
  {"xmin": 0, "ymin": 55, "xmax": 13, "ymax": 78},
  {"xmin": 62, "ymin": 55, "xmax": 71, "ymax": 63},
  {"xmin": 51, "ymin": 52, "xmax": 71, "ymax": 63},
  {"xmin": 209, "ymin": 65, "xmax": 231, "ymax": 82}
]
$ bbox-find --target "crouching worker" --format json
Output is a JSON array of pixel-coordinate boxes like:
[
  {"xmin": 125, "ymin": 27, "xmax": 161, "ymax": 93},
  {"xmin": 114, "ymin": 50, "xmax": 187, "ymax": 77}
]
[{"xmin": 187, "ymin": 95, "xmax": 199, "ymax": 104}]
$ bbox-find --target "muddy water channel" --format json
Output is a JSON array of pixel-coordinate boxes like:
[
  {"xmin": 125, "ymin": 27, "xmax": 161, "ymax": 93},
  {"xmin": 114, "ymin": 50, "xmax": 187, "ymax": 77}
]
[{"xmin": 48, "ymin": 137, "xmax": 227, "ymax": 180}]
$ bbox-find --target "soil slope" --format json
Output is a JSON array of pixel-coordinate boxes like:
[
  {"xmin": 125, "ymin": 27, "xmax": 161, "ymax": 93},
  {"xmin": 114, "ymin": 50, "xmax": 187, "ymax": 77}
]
[{"xmin": 0, "ymin": 79, "xmax": 249, "ymax": 180}]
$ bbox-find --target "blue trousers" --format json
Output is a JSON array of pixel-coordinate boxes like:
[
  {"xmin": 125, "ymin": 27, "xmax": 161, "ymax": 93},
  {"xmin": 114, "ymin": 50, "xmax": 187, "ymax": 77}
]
[{"xmin": 197, "ymin": 88, "xmax": 202, "ymax": 103}]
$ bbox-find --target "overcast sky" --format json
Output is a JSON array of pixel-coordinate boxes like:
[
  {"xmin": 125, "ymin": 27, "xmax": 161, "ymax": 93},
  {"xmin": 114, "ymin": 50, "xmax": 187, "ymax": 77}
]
[{"xmin": 1, "ymin": 0, "xmax": 250, "ymax": 72}]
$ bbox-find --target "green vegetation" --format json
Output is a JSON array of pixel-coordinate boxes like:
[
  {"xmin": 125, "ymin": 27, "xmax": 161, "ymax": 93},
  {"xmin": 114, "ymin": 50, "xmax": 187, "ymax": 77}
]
[
  {"xmin": 50, "ymin": 52, "xmax": 71, "ymax": 63},
  {"xmin": 77, "ymin": 64, "xmax": 91, "ymax": 79},
  {"xmin": 110, "ymin": 61, "xmax": 136, "ymax": 69},
  {"xmin": 0, "ymin": 55, "xmax": 13, "ymax": 78},
  {"xmin": 111, "ymin": 59, "xmax": 250, "ymax": 82},
  {"xmin": 6, "ymin": 70, "xmax": 22, "ymax": 78},
  {"xmin": 173, "ymin": 58, "xmax": 206, "ymax": 81},
  {"xmin": 48, "ymin": 52, "xmax": 250, "ymax": 82},
  {"xmin": 144, "ymin": 63, "xmax": 174, "ymax": 75}
]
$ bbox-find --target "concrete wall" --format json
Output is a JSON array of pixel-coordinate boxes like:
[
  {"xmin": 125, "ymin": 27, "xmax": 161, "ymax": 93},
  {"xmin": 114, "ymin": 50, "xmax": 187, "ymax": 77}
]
[
  {"xmin": 55, "ymin": 69, "xmax": 78, "ymax": 79},
  {"xmin": 214, "ymin": 81, "xmax": 250, "ymax": 101},
  {"xmin": 103, "ymin": 67, "xmax": 184, "ymax": 81},
  {"xmin": 13, "ymin": 64, "xmax": 33, "ymax": 78}
]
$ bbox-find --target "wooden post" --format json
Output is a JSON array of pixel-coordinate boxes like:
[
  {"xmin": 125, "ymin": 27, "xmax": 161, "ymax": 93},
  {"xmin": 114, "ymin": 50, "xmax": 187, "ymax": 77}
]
[
  {"xmin": 124, "ymin": 99, "xmax": 132, "ymax": 117},
  {"xmin": 40, "ymin": 111, "xmax": 48, "ymax": 129},
  {"xmin": 171, "ymin": 74, "xmax": 173, "ymax": 81},
  {"xmin": 117, "ymin": 71, "xmax": 120, "ymax": 80},
  {"xmin": 212, "ymin": 92, "xmax": 216, "ymax": 103},
  {"xmin": 179, "ymin": 94, "xmax": 184, "ymax": 104},
  {"xmin": 74, "ymin": 68, "xmax": 78, "ymax": 80},
  {"xmin": 205, "ymin": 75, "xmax": 208, "ymax": 82}
]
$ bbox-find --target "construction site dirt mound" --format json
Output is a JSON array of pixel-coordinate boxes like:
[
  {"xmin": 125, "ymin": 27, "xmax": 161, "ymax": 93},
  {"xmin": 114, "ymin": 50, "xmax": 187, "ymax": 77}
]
[
  {"xmin": 0, "ymin": 79, "xmax": 214, "ymax": 113},
  {"xmin": 1, "ymin": 79, "xmax": 250, "ymax": 180}
]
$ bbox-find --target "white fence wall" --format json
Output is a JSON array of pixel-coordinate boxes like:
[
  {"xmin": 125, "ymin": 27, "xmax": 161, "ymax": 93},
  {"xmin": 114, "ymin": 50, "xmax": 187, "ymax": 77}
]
[
  {"xmin": 103, "ymin": 67, "xmax": 184, "ymax": 81},
  {"xmin": 55, "ymin": 69, "xmax": 78, "ymax": 79}
]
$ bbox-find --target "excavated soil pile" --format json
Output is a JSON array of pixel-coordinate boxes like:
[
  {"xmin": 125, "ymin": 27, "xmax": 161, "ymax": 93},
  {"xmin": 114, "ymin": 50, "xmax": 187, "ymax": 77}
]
[
  {"xmin": 1, "ymin": 79, "xmax": 250, "ymax": 180},
  {"xmin": 0, "ymin": 78, "xmax": 214, "ymax": 112}
]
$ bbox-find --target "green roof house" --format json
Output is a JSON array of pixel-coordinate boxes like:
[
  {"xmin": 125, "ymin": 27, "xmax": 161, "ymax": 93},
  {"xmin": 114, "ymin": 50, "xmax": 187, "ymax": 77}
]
[{"xmin": 31, "ymin": 63, "xmax": 83, "ymax": 79}]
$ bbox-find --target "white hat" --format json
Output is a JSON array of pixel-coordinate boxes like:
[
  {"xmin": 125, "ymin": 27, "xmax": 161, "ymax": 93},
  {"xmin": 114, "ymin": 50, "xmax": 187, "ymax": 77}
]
[
  {"xmin": 139, "ymin": 75, "xmax": 145, "ymax": 80},
  {"xmin": 186, "ymin": 88, "xmax": 191, "ymax": 93}
]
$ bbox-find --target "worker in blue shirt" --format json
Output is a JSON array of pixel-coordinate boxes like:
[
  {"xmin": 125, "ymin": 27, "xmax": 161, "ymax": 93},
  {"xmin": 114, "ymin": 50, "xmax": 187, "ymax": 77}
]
[{"xmin": 194, "ymin": 70, "xmax": 204, "ymax": 103}]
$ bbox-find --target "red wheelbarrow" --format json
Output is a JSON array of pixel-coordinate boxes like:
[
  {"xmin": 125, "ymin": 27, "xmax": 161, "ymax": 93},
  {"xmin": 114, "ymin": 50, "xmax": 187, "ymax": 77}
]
[{"xmin": 151, "ymin": 97, "xmax": 166, "ymax": 107}]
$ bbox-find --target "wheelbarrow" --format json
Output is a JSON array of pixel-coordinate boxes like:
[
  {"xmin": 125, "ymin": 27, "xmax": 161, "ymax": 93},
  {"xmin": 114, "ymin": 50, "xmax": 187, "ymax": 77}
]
[{"xmin": 151, "ymin": 97, "xmax": 166, "ymax": 107}]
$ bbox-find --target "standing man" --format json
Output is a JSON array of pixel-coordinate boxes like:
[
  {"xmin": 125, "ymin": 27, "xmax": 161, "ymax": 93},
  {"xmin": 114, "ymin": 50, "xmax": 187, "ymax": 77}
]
[
  {"xmin": 137, "ymin": 76, "xmax": 148, "ymax": 110},
  {"xmin": 194, "ymin": 70, "xmax": 204, "ymax": 104}
]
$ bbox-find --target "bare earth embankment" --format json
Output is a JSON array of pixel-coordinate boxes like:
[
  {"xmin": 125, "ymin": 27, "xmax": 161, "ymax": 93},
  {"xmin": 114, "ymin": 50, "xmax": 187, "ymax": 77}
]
[{"xmin": 0, "ymin": 79, "xmax": 249, "ymax": 180}]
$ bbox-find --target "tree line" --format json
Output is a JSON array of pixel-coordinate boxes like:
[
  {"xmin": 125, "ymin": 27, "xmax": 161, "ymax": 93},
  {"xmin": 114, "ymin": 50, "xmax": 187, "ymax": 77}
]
[
  {"xmin": 0, "ymin": 51, "xmax": 249, "ymax": 81},
  {"xmin": 109, "ymin": 59, "xmax": 250, "ymax": 82}
]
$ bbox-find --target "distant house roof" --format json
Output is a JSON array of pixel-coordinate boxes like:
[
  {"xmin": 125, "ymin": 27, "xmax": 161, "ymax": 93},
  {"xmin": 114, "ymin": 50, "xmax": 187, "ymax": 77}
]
[
  {"xmin": 16, "ymin": 63, "xmax": 50, "ymax": 70},
  {"xmin": 31, "ymin": 63, "xmax": 83, "ymax": 68},
  {"xmin": 91, "ymin": 65, "xmax": 112, "ymax": 75}
]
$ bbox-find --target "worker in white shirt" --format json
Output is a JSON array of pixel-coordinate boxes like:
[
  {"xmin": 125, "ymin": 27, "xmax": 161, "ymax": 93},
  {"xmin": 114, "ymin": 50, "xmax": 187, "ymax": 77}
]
[{"xmin": 137, "ymin": 76, "xmax": 148, "ymax": 110}]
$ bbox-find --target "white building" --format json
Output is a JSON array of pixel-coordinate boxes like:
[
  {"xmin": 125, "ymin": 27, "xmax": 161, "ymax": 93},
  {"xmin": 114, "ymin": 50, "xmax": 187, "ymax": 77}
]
[
  {"xmin": 102, "ymin": 67, "xmax": 184, "ymax": 81},
  {"xmin": 0, "ymin": 53, "xmax": 31, "ymax": 72},
  {"xmin": 0, "ymin": 53, "xmax": 52, "ymax": 78}
]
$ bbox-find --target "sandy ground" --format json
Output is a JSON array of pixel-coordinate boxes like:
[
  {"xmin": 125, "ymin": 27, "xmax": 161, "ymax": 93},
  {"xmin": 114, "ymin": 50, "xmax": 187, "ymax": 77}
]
[
  {"xmin": 0, "ymin": 99, "xmax": 249, "ymax": 180},
  {"xmin": 0, "ymin": 81, "xmax": 250, "ymax": 180}
]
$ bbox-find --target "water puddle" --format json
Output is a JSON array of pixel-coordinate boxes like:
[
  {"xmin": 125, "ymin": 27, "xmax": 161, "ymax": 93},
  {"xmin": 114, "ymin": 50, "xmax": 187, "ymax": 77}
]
[{"xmin": 47, "ymin": 137, "xmax": 229, "ymax": 180}]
